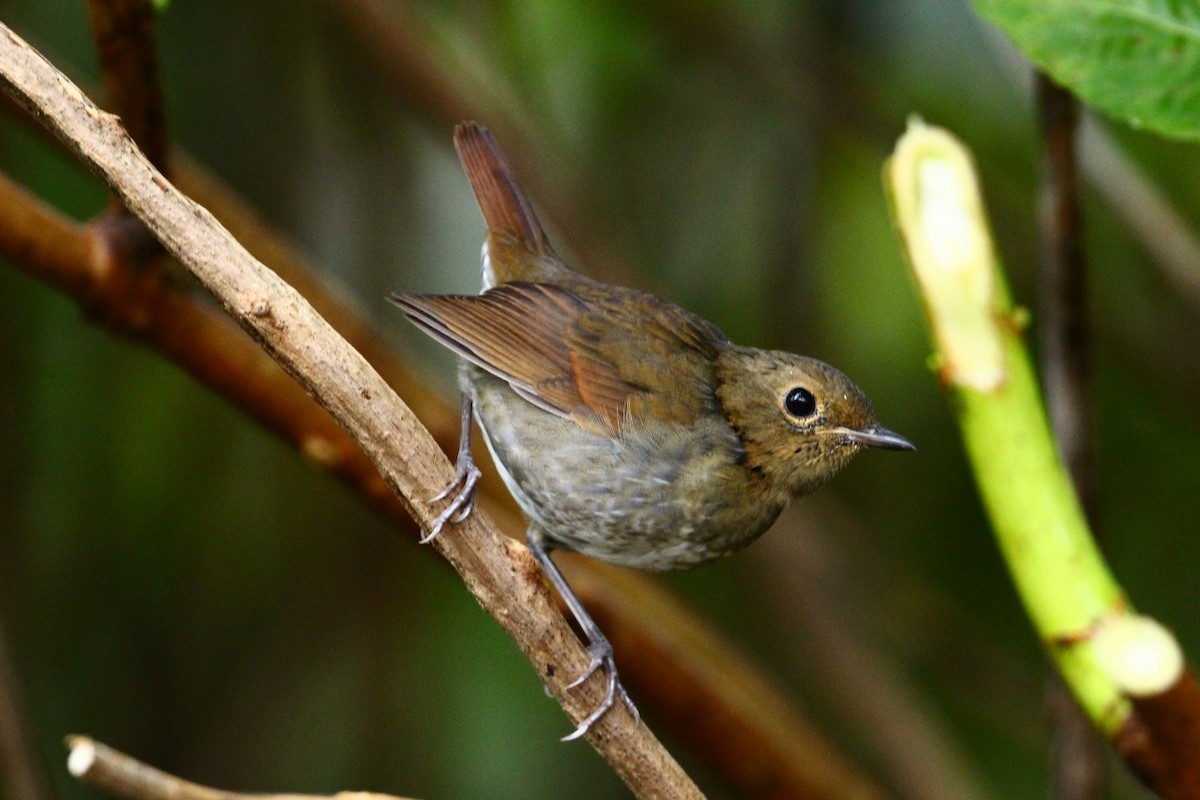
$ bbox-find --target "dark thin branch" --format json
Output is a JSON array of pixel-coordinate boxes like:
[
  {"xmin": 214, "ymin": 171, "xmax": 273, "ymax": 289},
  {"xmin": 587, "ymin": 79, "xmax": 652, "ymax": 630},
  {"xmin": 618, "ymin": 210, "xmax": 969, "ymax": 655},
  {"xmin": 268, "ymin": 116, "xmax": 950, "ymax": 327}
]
[
  {"xmin": 85, "ymin": 0, "xmax": 168, "ymax": 170},
  {"xmin": 1116, "ymin": 674, "xmax": 1200, "ymax": 798},
  {"xmin": 84, "ymin": 0, "xmax": 170, "ymax": 271},
  {"xmin": 1037, "ymin": 75, "xmax": 1092, "ymax": 512},
  {"xmin": 67, "ymin": 736, "xmax": 421, "ymax": 800},
  {"xmin": 1036, "ymin": 72, "xmax": 1108, "ymax": 800}
]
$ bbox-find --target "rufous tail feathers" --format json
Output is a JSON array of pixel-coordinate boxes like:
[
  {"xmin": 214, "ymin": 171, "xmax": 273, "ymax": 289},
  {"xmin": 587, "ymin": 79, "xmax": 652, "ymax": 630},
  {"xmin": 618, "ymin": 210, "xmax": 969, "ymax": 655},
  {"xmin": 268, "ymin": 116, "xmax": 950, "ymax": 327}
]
[{"xmin": 453, "ymin": 122, "xmax": 550, "ymax": 256}]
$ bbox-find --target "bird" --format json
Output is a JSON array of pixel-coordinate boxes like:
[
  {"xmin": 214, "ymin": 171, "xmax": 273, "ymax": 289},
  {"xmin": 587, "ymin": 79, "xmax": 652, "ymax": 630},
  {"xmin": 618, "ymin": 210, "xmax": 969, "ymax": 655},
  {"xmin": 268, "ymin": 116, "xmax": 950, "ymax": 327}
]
[{"xmin": 391, "ymin": 121, "xmax": 914, "ymax": 740}]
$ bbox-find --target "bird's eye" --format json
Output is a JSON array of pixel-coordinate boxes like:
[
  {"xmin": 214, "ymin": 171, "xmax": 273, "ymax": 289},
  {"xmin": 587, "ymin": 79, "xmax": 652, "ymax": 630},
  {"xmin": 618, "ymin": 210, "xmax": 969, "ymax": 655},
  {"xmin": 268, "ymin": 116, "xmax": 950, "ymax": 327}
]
[{"xmin": 783, "ymin": 386, "xmax": 817, "ymax": 419}]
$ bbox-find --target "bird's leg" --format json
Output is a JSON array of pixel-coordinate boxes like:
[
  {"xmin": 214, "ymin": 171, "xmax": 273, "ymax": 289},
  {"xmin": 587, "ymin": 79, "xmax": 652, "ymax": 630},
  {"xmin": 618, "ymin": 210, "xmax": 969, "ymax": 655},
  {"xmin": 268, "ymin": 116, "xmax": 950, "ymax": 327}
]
[
  {"xmin": 422, "ymin": 394, "xmax": 482, "ymax": 544},
  {"xmin": 526, "ymin": 527, "xmax": 640, "ymax": 741}
]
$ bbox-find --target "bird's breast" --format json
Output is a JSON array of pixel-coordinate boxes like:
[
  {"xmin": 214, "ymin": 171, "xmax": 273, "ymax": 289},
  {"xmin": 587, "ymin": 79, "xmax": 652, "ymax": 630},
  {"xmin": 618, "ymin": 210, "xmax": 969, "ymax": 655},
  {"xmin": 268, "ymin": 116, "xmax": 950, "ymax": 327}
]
[{"xmin": 464, "ymin": 366, "xmax": 785, "ymax": 571}]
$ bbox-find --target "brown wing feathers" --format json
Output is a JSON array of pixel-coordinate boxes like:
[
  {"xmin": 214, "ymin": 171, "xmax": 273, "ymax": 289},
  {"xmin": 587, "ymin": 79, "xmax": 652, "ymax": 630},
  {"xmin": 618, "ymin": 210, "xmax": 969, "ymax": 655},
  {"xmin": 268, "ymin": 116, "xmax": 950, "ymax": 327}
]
[{"xmin": 391, "ymin": 283, "xmax": 628, "ymax": 432}]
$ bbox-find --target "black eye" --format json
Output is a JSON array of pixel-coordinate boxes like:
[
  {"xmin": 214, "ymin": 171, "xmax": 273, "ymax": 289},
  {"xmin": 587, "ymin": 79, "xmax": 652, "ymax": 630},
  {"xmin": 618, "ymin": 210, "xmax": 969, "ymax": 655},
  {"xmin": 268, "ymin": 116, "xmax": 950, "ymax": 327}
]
[{"xmin": 784, "ymin": 386, "xmax": 817, "ymax": 419}]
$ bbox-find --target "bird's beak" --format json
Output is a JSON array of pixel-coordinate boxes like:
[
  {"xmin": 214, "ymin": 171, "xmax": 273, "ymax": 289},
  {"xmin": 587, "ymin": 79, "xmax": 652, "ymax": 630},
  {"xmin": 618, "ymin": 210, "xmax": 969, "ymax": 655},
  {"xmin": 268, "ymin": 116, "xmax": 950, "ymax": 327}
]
[{"xmin": 838, "ymin": 424, "xmax": 916, "ymax": 451}]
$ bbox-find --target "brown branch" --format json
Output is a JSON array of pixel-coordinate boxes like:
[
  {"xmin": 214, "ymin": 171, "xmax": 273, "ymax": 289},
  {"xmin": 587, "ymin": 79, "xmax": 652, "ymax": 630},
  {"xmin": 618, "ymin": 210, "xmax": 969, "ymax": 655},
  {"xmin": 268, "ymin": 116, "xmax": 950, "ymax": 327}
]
[
  {"xmin": 1036, "ymin": 74, "xmax": 1108, "ymax": 800},
  {"xmin": 85, "ymin": 0, "xmax": 168, "ymax": 169},
  {"xmin": 85, "ymin": 0, "xmax": 169, "ymax": 269},
  {"xmin": 0, "ymin": 24, "xmax": 702, "ymax": 797},
  {"xmin": 1116, "ymin": 672, "xmax": 1200, "ymax": 797},
  {"xmin": 1037, "ymin": 76, "xmax": 1092, "ymax": 509},
  {"xmin": 67, "ymin": 736, "xmax": 421, "ymax": 800}
]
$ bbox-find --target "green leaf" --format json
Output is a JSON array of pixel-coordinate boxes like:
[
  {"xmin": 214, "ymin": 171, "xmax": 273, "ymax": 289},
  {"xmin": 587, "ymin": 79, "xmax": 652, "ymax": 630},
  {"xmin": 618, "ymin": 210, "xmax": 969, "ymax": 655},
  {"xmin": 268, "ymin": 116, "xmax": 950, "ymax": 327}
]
[{"xmin": 973, "ymin": 0, "xmax": 1200, "ymax": 140}]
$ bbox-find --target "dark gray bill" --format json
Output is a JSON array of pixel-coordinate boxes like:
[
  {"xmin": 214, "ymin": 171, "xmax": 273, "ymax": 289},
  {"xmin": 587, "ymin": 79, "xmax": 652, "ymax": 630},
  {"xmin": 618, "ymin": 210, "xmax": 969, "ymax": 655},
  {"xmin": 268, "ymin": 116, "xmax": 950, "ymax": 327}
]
[{"xmin": 842, "ymin": 424, "xmax": 916, "ymax": 451}]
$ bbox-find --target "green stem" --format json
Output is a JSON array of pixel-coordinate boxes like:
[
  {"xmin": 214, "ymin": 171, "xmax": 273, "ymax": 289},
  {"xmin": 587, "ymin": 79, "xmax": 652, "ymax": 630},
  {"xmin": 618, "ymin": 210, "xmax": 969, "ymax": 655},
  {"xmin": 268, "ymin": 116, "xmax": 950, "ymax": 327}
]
[{"xmin": 882, "ymin": 119, "xmax": 1177, "ymax": 734}]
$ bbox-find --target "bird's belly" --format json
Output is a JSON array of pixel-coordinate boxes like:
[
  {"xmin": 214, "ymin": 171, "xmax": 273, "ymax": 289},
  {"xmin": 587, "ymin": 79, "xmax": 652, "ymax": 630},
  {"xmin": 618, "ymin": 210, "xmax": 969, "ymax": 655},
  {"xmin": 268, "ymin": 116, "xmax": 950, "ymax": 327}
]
[{"xmin": 467, "ymin": 369, "xmax": 780, "ymax": 572}]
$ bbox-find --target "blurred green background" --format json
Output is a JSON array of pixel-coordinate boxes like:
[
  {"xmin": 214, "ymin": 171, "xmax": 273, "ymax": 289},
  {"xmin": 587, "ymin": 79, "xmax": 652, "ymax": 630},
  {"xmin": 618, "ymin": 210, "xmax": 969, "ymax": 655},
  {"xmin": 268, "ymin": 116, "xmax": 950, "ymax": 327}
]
[{"xmin": 2, "ymin": 1, "xmax": 1197, "ymax": 798}]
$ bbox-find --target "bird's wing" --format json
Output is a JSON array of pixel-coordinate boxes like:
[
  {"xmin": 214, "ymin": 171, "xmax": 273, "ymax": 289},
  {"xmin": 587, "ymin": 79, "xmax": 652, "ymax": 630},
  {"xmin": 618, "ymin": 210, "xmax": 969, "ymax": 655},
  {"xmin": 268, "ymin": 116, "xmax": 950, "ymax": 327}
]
[{"xmin": 391, "ymin": 281, "xmax": 723, "ymax": 435}]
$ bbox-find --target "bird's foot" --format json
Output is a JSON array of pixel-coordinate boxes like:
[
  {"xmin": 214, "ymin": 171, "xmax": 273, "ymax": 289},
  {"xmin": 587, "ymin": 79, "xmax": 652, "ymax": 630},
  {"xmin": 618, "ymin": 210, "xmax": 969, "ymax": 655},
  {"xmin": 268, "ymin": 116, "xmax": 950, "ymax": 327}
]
[
  {"xmin": 560, "ymin": 634, "xmax": 640, "ymax": 742},
  {"xmin": 421, "ymin": 450, "xmax": 482, "ymax": 544}
]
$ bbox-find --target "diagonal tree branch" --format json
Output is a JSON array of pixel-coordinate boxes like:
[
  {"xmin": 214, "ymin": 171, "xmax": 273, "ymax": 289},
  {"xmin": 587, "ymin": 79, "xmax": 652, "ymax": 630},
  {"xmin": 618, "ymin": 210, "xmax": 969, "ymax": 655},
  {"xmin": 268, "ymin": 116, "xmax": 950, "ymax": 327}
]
[
  {"xmin": 67, "ymin": 736, "xmax": 422, "ymax": 800},
  {"xmin": 0, "ymin": 22, "xmax": 701, "ymax": 798}
]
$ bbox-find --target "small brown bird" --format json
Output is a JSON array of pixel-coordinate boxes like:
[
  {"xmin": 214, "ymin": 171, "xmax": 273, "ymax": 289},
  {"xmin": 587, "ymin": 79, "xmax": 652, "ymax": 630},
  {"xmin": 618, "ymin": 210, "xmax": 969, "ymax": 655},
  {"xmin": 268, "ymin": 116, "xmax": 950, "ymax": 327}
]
[{"xmin": 392, "ymin": 122, "xmax": 913, "ymax": 740}]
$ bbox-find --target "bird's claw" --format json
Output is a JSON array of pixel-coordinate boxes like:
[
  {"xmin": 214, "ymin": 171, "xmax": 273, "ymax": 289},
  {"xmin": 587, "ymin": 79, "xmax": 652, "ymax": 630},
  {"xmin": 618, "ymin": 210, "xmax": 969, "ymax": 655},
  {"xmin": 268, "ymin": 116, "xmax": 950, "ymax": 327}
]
[
  {"xmin": 560, "ymin": 638, "xmax": 639, "ymax": 742},
  {"xmin": 420, "ymin": 454, "xmax": 482, "ymax": 544}
]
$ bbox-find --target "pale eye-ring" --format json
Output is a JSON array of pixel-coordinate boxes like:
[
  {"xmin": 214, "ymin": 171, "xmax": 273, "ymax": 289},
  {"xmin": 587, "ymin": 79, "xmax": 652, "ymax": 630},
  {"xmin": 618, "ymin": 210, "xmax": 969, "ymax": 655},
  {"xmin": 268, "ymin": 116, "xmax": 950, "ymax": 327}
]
[{"xmin": 783, "ymin": 386, "xmax": 817, "ymax": 419}]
